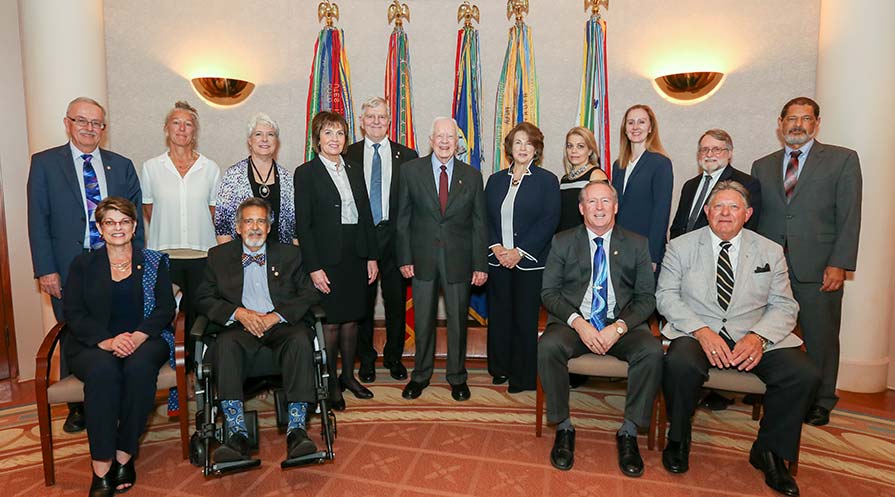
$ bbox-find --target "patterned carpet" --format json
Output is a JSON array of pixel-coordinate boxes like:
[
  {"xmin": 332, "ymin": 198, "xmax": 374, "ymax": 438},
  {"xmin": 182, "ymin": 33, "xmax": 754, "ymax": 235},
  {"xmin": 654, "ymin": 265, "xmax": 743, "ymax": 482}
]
[{"xmin": 2, "ymin": 371, "xmax": 894, "ymax": 496}]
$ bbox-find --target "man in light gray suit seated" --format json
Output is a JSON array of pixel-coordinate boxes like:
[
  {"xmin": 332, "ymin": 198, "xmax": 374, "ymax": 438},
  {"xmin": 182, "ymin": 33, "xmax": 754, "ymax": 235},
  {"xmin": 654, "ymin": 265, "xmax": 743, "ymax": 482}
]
[
  {"xmin": 538, "ymin": 180, "xmax": 662, "ymax": 478},
  {"xmin": 657, "ymin": 180, "xmax": 819, "ymax": 497}
]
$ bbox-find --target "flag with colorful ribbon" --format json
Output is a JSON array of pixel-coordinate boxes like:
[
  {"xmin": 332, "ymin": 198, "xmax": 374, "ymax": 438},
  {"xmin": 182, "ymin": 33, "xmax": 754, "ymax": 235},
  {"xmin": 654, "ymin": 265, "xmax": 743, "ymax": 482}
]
[
  {"xmin": 385, "ymin": 24, "xmax": 417, "ymax": 150},
  {"xmin": 493, "ymin": 21, "xmax": 539, "ymax": 172},
  {"xmin": 305, "ymin": 26, "xmax": 356, "ymax": 161},
  {"xmin": 577, "ymin": 11, "xmax": 611, "ymax": 177},
  {"xmin": 452, "ymin": 20, "xmax": 488, "ymax": 324}
]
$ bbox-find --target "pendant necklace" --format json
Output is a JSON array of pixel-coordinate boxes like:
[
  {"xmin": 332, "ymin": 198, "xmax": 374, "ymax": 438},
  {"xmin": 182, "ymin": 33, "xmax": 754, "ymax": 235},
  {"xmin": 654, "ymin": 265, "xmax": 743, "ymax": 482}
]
[{"xmin": 250, "ymin": 157, "xmax": 274, "ymax": 198}]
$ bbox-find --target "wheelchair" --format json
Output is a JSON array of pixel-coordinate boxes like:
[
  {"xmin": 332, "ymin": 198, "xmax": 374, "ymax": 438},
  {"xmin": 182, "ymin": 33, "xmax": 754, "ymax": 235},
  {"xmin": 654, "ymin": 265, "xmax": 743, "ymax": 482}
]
[{"xmin": 188, "ymin": 305, "xmax": 337, "ymax": 475}]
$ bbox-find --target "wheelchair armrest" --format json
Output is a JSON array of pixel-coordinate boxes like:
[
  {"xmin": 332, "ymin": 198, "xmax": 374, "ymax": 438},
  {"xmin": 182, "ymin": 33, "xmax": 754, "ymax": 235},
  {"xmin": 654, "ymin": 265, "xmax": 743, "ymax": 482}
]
[
  {"xmin": 310, "ymin": 304, "xmax": 326, "ymax": 321},
  {"xmin": 191, "ymin": 315, "xmax": 210, "ymax": 341}
]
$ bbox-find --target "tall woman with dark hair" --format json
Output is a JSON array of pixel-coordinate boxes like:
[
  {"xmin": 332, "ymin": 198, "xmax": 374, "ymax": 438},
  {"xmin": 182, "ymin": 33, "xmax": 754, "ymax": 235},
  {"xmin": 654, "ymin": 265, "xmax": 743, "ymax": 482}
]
[
  {"xmin": 294, "ymin": 111, "xmax": 379, "ymax": 410},
  {"xmin": 485, "ymin": 122, "xmax": 560, "ymax": 392},
  {"xmin": 611, "ymin": 104, "xmax": 674, "ymax": 270},
  {"xmin": 64, "ymin": 197, "xmax": 175, "ymax": 497}
]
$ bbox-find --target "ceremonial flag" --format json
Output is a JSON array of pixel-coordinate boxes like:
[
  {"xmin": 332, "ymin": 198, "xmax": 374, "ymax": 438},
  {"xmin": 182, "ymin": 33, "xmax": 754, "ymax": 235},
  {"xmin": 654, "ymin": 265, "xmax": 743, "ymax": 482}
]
[
  {"xmin": 576, "ymin": 12, "xmax": 611, "ymax": 177},
  {"xmin": 385, "ymin": 24, "xmax": 417, "ymax": 150},
  {"xmin": 305, "ymin": 26, "xmax": 356, "ymax": 161},
  {"xmin": 493, "ymin": 21, "xmax": 539, "ymax": 172},
  {"xmin": 452, "ymin": 21, "xmax": 488, "ymax": 324}
]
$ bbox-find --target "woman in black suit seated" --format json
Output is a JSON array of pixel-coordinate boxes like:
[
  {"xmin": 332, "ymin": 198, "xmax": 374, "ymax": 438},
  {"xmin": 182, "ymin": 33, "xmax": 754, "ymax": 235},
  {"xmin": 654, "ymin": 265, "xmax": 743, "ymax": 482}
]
[
  {"xmin": 611, "ymin": 104, "xmax": 673, "ymax": 271},
  {"xmin": 485, "ymin": 122, "xmax": 560, "ymax": 392},
  {"xmin": 294, "ymin": 111, "xmax": 379, "ymax": 410},
  {"xmin": 63, "ymin": 197, "xmax": 175, "ymax": 497},
  {"xmin": 557, "ymin": 126, "xmax": 609, "ymax": 232}
]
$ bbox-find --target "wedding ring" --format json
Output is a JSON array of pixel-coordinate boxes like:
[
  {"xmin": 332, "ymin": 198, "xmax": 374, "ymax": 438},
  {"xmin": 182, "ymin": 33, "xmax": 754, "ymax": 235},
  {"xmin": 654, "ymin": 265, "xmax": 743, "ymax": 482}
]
[
  {"xmin": 711, "ymin": 350, "xmax": 717, "ymax": 355},
  {"xmin": 747, "ymin": 356, "xmax": 754, "ymax": 361}
]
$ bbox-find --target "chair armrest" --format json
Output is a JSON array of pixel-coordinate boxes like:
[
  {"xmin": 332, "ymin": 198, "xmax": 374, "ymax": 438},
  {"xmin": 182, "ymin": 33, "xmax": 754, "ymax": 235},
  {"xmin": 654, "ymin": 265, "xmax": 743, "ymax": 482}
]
[
  {"xmin": 173, "ymin": 309, "xmax": 186, "ymax": 371},
  {"xmin": 35, "ymin": 322, "xmax": 66, "ymax": 403},
  {"xmin": 310, "ymin": 304, "xmax": 326, "ymax": 321},
  {"xmin": 190, "ymin": 315, "xmax": 209, "ymax": 340}
]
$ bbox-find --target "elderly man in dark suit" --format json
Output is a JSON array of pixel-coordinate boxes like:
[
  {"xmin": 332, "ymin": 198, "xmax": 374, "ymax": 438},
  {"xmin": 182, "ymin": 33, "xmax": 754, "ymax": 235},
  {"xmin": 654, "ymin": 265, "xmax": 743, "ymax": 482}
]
[
  {"xmin": 27, "ymin": 96, "xmax": 143, "ymax": 433},
  {"xmin": 195, "ymin": 198, "xmax": 321, "ymax": 464},
  {"xmin": 751, "ymin": 97, "xmax": 862, "ymax": 427},
  {"xmin": 397, "ymin": 117, "xmax": 487, "ymax": 402},
  {"xmin": 538, "ymin": 180, "xmax": 662, "ymax": 477},
  {"xmin": 345, "ymin": 97, "xmax": 418, "ymax": 383},
  {"xmin": 657, "ymin": 180, "xmax": 819, "ymax": 497}
]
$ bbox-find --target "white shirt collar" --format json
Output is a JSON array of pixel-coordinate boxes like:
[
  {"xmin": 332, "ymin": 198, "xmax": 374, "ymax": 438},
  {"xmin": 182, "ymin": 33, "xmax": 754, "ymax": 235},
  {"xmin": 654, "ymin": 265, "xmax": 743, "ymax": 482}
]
[
  {"xmin": 319, "ymin": 154, "xmax": 345, "ymax": 171},
  {"xmin": 709, "ymin": 228, "xmax": 743, "ymax": 252},
  {"xmin": 70, "ymin": 142, "xmax": 99, "ymax": 159},
  {"xmin": 364, "ymin": 136, "xmax": 389, "ymax": 149},
  {"xmin": 585, "ymin": 226, "xmax": 613, "ymax": 245}
]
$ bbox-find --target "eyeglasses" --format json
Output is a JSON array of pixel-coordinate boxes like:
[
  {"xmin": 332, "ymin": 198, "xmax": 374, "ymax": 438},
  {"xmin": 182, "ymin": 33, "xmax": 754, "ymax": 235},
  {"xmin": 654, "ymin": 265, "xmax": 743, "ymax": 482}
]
[
  {"xmin": 101, "ymin": 219, "xmax": 134, "ymax": 228},
  {"xmin": 66, "ymin": 116, "xmax": 106, "ymax": 130},
  {"xmin": 698, "ymin": 146, "xmax": 730, "ymax": 156}
]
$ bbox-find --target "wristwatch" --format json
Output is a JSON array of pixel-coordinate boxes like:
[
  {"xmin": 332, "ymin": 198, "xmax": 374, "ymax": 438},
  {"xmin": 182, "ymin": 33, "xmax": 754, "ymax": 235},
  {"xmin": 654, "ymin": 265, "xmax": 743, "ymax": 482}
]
[
  {"xmin": 615, "ymin": 319, "xmax": 627, "ymax": 336},
  {"xmin": 751, "ymin": 332, "xmax": 770, "ymax": 351}
]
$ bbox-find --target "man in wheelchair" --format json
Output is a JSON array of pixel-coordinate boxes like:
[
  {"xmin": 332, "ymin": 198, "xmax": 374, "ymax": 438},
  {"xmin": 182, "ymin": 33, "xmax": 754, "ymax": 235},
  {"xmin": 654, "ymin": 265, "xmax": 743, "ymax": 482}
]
[{"xmin": 195, "ymin": 197, "xmax": 322, "ymax": 465}]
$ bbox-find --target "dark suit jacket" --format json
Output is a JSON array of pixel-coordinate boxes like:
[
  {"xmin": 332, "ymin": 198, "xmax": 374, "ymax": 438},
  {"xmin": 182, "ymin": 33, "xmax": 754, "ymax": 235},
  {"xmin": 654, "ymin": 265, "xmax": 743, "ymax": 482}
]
[
  {"xmin": 669, "ymin": 165, "xmax": 762, "ymax": 239},
  {"xmin": 63, "ymin": 247, "xmax": 175, "ymax": 349},
  {"xmin": 27, "ymin": 143, "xmax": 144, "ymax": 282},
  {"xmin": 541, "ymin": 225, "xmax": 656, "ymax": 333},
  {"xmin": 396, "ymin": 154, "xmax": 487, "ymax": 283},
  {"xmin": 293, "ymin": 156, "xmax": 379, "ymax": 273},
  {"xmin": 344, "ymin": 138, "xmax": 419, "ymax": 228},
  {"xmin": 484, "ymin": 165, "xmax": 560, "ymax": 269},
  {"xmin": 611, "ymin": 150, "xmax": 673, "ymax": 265},
  {"xmin": 195, "ymin": 240, "xmax": 320, "ymax": 327},
  {"xmin": 751, "ymin": 141, "xmax": 862, "ymax": 282}
]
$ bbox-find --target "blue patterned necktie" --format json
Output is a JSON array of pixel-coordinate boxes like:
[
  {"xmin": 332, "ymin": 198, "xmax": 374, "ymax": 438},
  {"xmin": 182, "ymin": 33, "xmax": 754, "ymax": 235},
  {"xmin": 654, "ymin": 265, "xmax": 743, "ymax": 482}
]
[
  {"xmin": 370, "ymin": 143, "xmax": 383, "ymax": 225},
  {"xmin": 590, "ymin": 237, "xmax": 608, "ymax": 329},
  {"xmin": 81, "ymin": 154, "xmax": 104, "ymax": 249},
  {"xmin": 241, "ymin": 253, "xmax": 266, "ymax": 267}
]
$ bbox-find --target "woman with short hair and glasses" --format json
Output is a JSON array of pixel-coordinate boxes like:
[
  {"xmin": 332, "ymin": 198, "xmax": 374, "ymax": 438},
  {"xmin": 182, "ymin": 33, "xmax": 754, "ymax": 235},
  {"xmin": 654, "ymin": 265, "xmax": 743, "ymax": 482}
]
[{"xmin": 63, "ymin": 197, "xmax": 175, "ymax": 497}]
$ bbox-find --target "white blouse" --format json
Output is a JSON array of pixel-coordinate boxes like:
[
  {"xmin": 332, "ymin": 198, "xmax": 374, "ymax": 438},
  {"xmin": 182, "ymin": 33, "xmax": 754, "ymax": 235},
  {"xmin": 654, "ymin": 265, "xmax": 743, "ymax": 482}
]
[
  {"xmin": 141, "ymin": 151, "xmax": 221, "ymax": 253},
  {"xmin": 319, "ymin": 155, "xmax": 359, "ymax": 224}
]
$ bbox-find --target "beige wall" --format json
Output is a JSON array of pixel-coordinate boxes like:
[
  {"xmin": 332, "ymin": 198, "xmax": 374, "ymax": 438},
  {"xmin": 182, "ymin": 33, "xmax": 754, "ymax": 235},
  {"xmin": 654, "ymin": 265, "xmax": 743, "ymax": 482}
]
[{"xmin": 1, "ymin": 0, "xmax": 48, "ymax": 380}]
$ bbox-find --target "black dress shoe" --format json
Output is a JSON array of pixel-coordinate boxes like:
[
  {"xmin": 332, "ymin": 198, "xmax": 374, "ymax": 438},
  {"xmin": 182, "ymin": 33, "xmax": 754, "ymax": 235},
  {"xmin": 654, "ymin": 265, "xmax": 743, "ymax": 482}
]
[
  {"xmin": 89, "ymin": 471, "xmax": 115, "ymax": 497},
  {"xmin": 330, "ymin": 398, "xmax": 346, "ymax": 411},
  {"xmin": 112, "ymin": 459, "xmax": 136, "ymax": 494},
  {"xmin": 213, "ymin": 433, "xmax": 251, "ymax": 463},
  {"xmin": 340, "ymin": 376, "xmax": 374, "ymax": 399},
  {"xmin": 451, "ymin": 382, "xmax": 471, "ymax": 401},
  {"xmin": 749, "ymin": 446, "xmax": 800, "ymax": 496},
  {"xmin": 700, "ymin": 391, "xmax": 734, "ymax": 411},
  {"xmin": 550, "ymin": 429, "xmax": 575, "ymax": 470},
  {"xmin": 286, "ymin": 429, "xmax": 318, "ymax": 459},
  {"xmin": 616, "ymin": 433, "xmax": 644, "ymax": 477},
  {"xmin": 492, "ymin": 375, "xmax": 509, "ymax": 385},
  {"xmin": 64, "ymin": 404, "xmax": 86, "ymax": 433},
  {"xmin": 804, "ymin": 405, "xmax": 830, "ymax": 426},
  {"xmin": 662, "ymin": 439, "xmax": 690, "ymax": 474},
  {"xmin": 358, "ymin": 365, "xmax": 376, "ymax": 383},
  {"xmin": 402, "ymin": 381, "xmax": 427, "ymax": 399},
  {"xmin": 384, "ymin": 360, "xmax": 408, "ymax": 380}
]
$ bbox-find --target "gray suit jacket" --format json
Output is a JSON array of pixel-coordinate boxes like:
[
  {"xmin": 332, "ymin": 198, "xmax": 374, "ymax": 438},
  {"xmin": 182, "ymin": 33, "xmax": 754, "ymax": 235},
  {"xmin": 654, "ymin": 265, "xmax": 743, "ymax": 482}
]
[
  {"xmin": 396, "ymin": 154, "xmax": 487, "ymax": 283},
  {"xmin": 750, "ymin": 141, "xmax": 862, "ymax": 282},
  {"xmin": 541, "ymin": 225, "xmax": 655, "ymax": 333},
  {"xmin": 656, "ymin": 227, "xmax": 802, "ymax": 351}
]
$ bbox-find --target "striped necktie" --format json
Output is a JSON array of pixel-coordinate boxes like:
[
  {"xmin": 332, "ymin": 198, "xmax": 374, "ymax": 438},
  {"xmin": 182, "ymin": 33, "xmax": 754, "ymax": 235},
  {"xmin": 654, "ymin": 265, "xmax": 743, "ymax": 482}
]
[
  {"xmin": 716, "ymin": 240, "xmax": 734, "ymax": 310},
  {"xmin": 784, "ymin": 150, "xmax": 801, "ymax": 202},
  {"xmin": 81, "ymin": 154, "xmax": 104, "ymax": 249}
]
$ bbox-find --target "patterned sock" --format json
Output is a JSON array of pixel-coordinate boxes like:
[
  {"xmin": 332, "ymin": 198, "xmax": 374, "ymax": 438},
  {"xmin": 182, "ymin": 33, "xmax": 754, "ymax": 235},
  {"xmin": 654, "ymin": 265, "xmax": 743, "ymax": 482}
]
[
  {"xmin": 287, "ymin": 402, "xmax": 308, "ymax": 435},
  {"xmin": 617, "ymin": 419, "xmax": 638, "ymax": 437},
  {"xmin": 220, "ymin": 399, "xmax": 248, "ymax": 437}
]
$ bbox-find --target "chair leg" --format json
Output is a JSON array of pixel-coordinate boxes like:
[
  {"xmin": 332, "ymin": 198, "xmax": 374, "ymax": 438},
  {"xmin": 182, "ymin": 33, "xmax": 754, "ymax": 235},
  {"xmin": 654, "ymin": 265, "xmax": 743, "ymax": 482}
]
[
  {"xmin": 751, "ymin": 396, "xmax": 763, "ymax": 421},
  {"xmin": 176, "ymin": 370, "xmax": 191, "ymax": 460},
  {"xmin": 535, "ymin": 375, "xmax": 544, "ymax": 437},
  {"xmin": 37, "ymin": 400, "xmax": 55, "ymax": 486},
  {"xmin": 656, "ymin": 393, "xmax": 667, "ymax": 451},
  {"xmin": 647, "ymin": 394, "xmax": 657, "ymax": 451}
]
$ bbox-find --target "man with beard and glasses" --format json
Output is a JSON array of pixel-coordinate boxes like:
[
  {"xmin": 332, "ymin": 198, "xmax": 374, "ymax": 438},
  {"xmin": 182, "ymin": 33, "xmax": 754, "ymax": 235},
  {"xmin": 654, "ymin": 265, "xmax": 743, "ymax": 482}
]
[
  {"xmin": 27, "ymin": 96, "xmax": 143, "ymax": 434},
  {"xmin": 751, "ymin": 97, "xmax": 862, "ymax": 428},
  {"xmin": 195, "ymin": 198, "xmax": 321, "ymax": 463}
]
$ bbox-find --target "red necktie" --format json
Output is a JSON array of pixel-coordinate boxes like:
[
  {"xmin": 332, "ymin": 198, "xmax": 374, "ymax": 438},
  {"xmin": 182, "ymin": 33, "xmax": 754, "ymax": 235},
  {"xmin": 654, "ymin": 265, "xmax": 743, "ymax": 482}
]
[
  {"xmin": 784, "ymin": 150, "xmax": 801, "ymax": 201},
  {"xmin": 439, "ymin": 164, "xmax": 449, "ymax": 215}
]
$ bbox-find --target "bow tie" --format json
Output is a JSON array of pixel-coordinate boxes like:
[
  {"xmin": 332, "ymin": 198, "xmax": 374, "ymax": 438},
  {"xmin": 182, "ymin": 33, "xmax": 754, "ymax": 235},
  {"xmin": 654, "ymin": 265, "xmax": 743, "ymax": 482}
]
[{"xmin": 241, "ymin": 253, "xmax": 266, "ymax": 267}]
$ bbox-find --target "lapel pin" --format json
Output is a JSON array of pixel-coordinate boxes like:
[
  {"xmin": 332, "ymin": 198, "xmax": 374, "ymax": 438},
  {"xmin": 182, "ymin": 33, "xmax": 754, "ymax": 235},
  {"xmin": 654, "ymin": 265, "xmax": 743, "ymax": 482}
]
[
  {"xmin": 459, "ymin": 179, "xmax": 463, "ymax": 185},
  {"xmin": 274, "ymin": 271, "xmax": 279, "ymax": 277},
  {"xmin": 613, "ymin": 250, "xmax": 618, "ymax": 256},
  {"xmin": 106, "ymin": 166, "xmax": 111, "ymax": 170},
  {"xmin": 136, "ymin": 264, "xmax": 142, "ymax": 270}
]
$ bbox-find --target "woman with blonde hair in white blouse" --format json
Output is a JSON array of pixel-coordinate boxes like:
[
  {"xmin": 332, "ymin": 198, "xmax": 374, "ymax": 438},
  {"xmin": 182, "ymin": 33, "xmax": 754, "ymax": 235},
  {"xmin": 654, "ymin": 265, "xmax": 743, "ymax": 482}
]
[{"xmin": 141, "ymin": 100, "xmax": 220, "ymax": 354}]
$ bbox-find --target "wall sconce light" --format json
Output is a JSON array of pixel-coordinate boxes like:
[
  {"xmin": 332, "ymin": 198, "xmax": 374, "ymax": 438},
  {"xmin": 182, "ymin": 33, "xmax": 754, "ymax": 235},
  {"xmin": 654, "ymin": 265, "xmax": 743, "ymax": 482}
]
[
  {"xmin": 190, "ymin": 77, "xmax": 255, "ymax": 106},
  {"xmin": 652, "ymin": 72, "xmax": 725, "ymax": 105}
]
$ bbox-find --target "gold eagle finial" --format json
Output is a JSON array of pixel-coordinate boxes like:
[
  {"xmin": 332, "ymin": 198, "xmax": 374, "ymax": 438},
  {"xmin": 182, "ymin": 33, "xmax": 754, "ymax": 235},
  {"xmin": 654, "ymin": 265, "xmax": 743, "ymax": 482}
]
[
  {"xmin": 457, "ymin": 1, "xmax": 480, "ymax": 27},
  {"xmin": 506, "ymin": 0, "xmax": 529, "ymax": 24},
  {"xmin": 388, "ymin": 1, "xmax": 411, "ymax": 27},
  {"xmin": 585, "ymin": 0, "xmax": 609, "ymax": 18},
  {"xmin": 317, "ymin": 1, "xmax": 339, "ymax": 27}
]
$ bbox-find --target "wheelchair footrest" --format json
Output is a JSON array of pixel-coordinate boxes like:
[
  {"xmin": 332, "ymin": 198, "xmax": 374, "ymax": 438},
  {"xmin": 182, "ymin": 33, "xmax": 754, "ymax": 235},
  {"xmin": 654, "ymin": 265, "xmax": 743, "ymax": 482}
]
[
  {"xmin": 280, "ymin": 450, "xmax": 334, "ymax": 469},
  {"xmin": 211, "ymin": 458, "xmax": 262, "ymax": 475}
]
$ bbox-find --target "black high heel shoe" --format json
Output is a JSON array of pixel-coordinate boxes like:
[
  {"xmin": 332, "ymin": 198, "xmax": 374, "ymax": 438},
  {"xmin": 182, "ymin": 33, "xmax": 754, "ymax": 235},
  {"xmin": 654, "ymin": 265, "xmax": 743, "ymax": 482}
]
[
  {"xmin": 113, "ymin": 459, "xmax": 136, "ymax": 494},
  {"xmin": 89, "ymin": 472, "xmax": 115, "ymax": 497},
  {"xmin": 340, "ymin": 376, "xmax": 374, "ymax": 399}
]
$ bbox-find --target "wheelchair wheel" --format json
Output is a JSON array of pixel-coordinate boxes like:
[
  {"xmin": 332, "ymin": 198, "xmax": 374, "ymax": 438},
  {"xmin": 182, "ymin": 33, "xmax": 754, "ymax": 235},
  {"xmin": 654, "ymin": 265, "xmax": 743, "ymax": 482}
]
[{"xmin": 189, "ymin": 432, "xmax": 206, "ymax": 467}]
